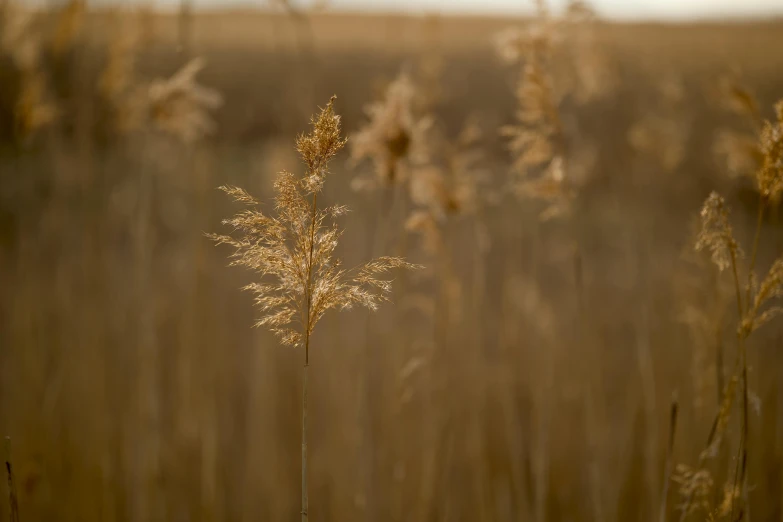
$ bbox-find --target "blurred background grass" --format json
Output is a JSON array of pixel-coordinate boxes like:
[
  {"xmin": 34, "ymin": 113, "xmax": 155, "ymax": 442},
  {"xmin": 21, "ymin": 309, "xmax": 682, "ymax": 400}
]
[{"xmin": 1, "ymin": 3, "xmax": 783, "ymax": 522}]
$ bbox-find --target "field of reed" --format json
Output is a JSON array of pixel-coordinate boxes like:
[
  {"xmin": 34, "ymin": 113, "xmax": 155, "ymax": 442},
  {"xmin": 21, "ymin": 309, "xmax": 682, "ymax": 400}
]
[{"xmin": 2, "ymin": 2, "xmax": 783, "ymax": 522}]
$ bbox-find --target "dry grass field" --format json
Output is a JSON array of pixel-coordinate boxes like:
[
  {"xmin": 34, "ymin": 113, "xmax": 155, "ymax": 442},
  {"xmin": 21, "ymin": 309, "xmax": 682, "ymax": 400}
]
[{"xmin": 2, "ymin": 4, "xmax": 783, "ymax": 522}]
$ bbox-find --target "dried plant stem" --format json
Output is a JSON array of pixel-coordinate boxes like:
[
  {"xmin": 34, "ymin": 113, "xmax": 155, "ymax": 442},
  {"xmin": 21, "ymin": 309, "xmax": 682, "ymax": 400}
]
[
  {"xmin": 5, "ymin": 437, "xmax": 20, "ymax": 522},
  {"xmin": 729, "ymin": 249, "xmax": 744, "ymax": 320},
  {"xmin": 745, "ymin": 201, "xmax": 765, "ymax": 306},
  {"xmin": 301, "ymin": 363, "xmax": 309, "ymax": 522},
  {"xmin": 729, "ymin": 194, "xmax": 767, "ymax": 522},
  {"xmin": 714, "ymin": 320, "xmax": 725, "ymax": 409},
  {"xmin": 728, "ymin": 244, "xmax": 750, "ymax": 522},
  {"xmin": 659, "ymin": 397, "xmax": 679, "ymax": 522},
  {"xmin": 301, "ymin": 191, "xmax": 318, "ymax": 522},
  {"xmin": 210, "ymin": 97, "xmax": 417, "ymax": 522},
  {"xmin": 679, "ymin": 246, "xmax": 745, "ymax": 522}
]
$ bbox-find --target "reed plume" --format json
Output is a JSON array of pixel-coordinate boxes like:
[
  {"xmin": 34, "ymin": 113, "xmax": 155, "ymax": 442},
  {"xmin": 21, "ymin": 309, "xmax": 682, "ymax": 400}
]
[
  {"xmin": 0, "ymin": 1, "xmax": 57, "ymax": 141},
  {"xmin": 682, "ymin": 106, "xmax": 783, "ymax": 514},
  {"xmin": 712, "ymin": 73, "xmax": 764, "ymax": 182},
  {"xmin": 209, "ymin": 97, "xmax": 419, "ymax": 522},
  {"xmin": 351, "ymin": 72, "xmax": 433, "ymax": 190}
]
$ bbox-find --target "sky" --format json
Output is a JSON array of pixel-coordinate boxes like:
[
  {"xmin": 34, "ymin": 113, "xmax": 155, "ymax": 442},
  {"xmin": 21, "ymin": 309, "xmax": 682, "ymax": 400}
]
[
  {"xmin": 322, "ymin": 0, "xmax": 783, "ymax": 20},
  {"xmin": 74, "ymin": 0, "xmax": 783, "ymax": 21}
]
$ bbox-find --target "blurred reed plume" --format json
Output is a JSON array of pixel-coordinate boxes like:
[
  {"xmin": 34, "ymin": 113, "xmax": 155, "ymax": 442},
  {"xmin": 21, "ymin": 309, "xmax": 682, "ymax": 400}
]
[
  {"xmin": 495, "ymin": 0, "xmax": 610, "ymax": 221},
  {"xmin": 406, "ymin": 118, "xmax": 489, "ymax": 255},
  {"xmin": 713, "ymin": 74, "xmax": 765, "ymax": 182},
  {"xmin": 209, "ymin": 97, "xmax": 418, "ymax": 522},
  {"xmin": 350, "ymin": 71, "xmax": 433, "ymax": 190},
  {"xmin": 0, "ymin": 0, "xmax": 58, "ymax": 142}
]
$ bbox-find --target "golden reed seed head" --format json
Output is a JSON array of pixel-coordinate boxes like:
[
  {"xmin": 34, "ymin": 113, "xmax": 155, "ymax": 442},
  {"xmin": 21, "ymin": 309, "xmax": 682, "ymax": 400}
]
[
  {"xmin": 209, "ymin": 98, "xmax": 420, "ymax": 348},
  {"xmin": 296, "ymin": 95, "xmax": 347, "ymax": 193},
  {"xmin": 757, "ymin": 100, "xmax": 783, "ymax": 203},
  {"xmin": 695, "ymin": 192, "xmax": 742, "ymax": 272},
  {"xmin": 742, "ymin": 257, "xmax": 783, "ymax": 335}
]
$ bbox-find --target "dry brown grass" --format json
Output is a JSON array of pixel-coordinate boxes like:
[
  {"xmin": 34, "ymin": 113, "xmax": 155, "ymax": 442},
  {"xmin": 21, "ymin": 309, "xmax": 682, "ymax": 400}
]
[{"xmin": 2, "ymin": 4, "xmax": 783, "ymax": 522}]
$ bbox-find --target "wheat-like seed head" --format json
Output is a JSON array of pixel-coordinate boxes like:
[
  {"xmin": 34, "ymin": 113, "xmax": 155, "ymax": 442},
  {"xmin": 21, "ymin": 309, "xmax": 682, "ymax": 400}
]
[
  {"xmin": 742, "ymin": 257, "xmax": 783, "ymax": 335},
  {"xmin": 350, "ymin": 72, "xmax": 433, "ymax": 189},
  {"xmin": 496, "ymin": 2, "xmax": 587, "ymax": 222},
  {"xmin": 695, "ymin": 192, "xmax": 742, "ymax": 272},
  {"xmin": 210, "ymin": 97, "xmax": 420, "ymax": 347},
  {"xmin": 97, "ymin": 12, "xmax": 220, "ymax": 143},
  {"xmin": 756, "ymin": 100, "xmax": 783, "ymax": 203},
  {"xmin": 147, "ymin": 58, "xmax": 223, "ymax": 143}
]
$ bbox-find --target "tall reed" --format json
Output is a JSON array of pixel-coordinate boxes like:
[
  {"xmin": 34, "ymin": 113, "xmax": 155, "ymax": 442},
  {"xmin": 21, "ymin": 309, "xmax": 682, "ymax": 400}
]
[{"xmin": 209, "ymin": 97, "xmax": 419, "ymax": 522}]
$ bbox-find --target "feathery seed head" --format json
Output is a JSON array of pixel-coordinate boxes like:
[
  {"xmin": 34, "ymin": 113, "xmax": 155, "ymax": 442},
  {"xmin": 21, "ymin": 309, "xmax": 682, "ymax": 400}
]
[
  {"xmin": 757, "ymin": 101, "xmax": 783, "ymax": 202},
  {"xmin": 742, "ymin": 257, "xmax": 783, "ymax": 335},
  {"xmin": 210, "ymin": 98, "xmax": 420, "ymax": 348},
  {"xmin": 351, "ymin": 72, "xmax": 432, "ymax": 188},
  {"xmin": 695, "ymin": 192, "xmax": 742, "ymax": 272},
  {"xmin": 147, "ymin": 58, "xmax": 223, "ymax": 143},
  {"xmin": 296, "ymin": 96, "xmax": 346, "ymax": 180}
]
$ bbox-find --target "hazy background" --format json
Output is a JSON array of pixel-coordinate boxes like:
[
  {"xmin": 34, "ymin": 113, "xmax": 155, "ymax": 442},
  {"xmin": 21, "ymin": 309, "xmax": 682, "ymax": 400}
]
[{"xmin": 1, "ymin": 1, "xmax": 783, "ymax": 522}]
